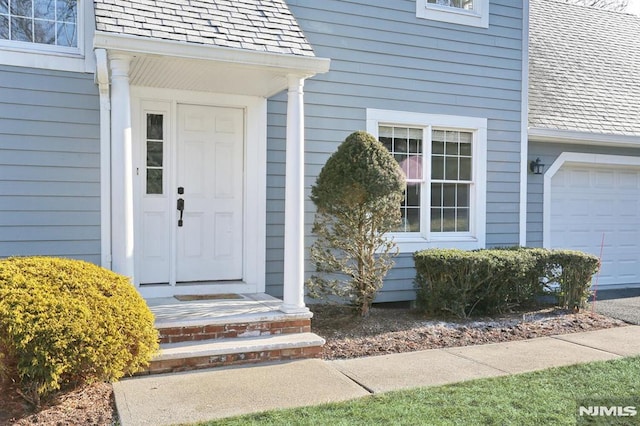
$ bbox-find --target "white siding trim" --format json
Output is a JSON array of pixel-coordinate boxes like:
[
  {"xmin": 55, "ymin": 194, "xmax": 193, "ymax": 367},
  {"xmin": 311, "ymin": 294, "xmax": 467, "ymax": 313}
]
[
  {"xmin": 93, "ymin": 32, "xmax": 330, "ymax": 77},
  {"xmin": 542, "ymin": 152, "xmax": 640, "ymax": 249},
  {"xmin": 519, "ymin": 0, "xmax": 529, "ymax": 247},
  {"xmin": 529, "ymin": 127, "xmax": 640, "ymax": 147},
  {"xmin": 366, "ymin": 108, "xmax": 487, "ymax": 253},
  {"xmin": 96, "ymin": 49, "xmax": 112, "ymax": 269}
]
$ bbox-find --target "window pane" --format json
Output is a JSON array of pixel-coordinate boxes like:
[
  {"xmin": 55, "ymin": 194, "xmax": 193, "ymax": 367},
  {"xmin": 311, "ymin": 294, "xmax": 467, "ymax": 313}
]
[
  {"xmin": 11, "ymin": 0, "xmax": 32, "ymax": 17},
  {"xmin": 409, "ymin": 138, "xmax": 422, "ymax": 154},
  {"xmin": 406, "ymin": 182, "xmax": 420, "ymax": 207},
  {"xmin": 146, "ymin": 169, "xmax": 163, "ymax": 195},
  {"xmin": 432, "ymin": 140, "xmax": 444, "ymax": 154},
  {"xmin": 445, "ymin": 142, "xmax": 458, "ymax": 156},
  {"xmin": 34, "ymin": 19, "xmax": 55, "ymax": 44},
  {"xmin": 431, "ymin": 183, "xmax": 442, "ymax": 206},
  {"xmin": 457, "ymin": 184, "xmax": 470, "ymax": 207},
  {"xmin": 401, "ymin": 154, "xmax": 422, "ymax": 180},
  {"xmin": 34, "ymin": 0, "xmax": 55, "ymax": 19},
  {"xmin": 431, "ymin": 208, "xmax": 442, "ymax": 232},
  {"xmin": 57, "ymin": 0, "xmax": 77, "ymax": 23},
  {"xmin": 459, "ymin": 142, "xmax": 471, "ymax": 156},
  {"xmin": 445, "ymin": 157, "xmax": 458, "ymax": 180},
  {"xmin": 442, "ymin": 208, "xmax": 456, "ymax": 231},
  {"xmin": 459, "ymin": 157, "xmax": 471, "ymax": 180},
  {"xmin": 56, "ymin": 21, "xmax": 75, "ymax": 46},
  {"xmin": 395, "ymin": 136, "xmax": 407, "ymax": 153},
  {"xmin": 1, "ymin": 0, "xmax": 8, "ymax": 14},
  {"xmin": 380, "ymin": 136, "xmax": 392, "ymax": 152},
  {"xmin": 147, "ymin": 142, "xmax": 163, "ymax": 167},
  {"xmin": 443, "ymin": 183, "xmax": 456, "ymax": 207},
  {"xmin": 11, "ymin": 17, "xmax": 32, "ymax": 41},
  {"xmin": 147, "ymin": 114, "xmax": 163, "ymax": 140},
  {"xmin": 0, "ymin": 15, "xmax": 8, "ymax": 39},
  {"xmin": 431, "ymin": 156, "xmax": 444, "ymax": 180},
  {"xmin": 404, "ymin": 208, "xmax": 421, "ymax": 232},
  {"xmin": 457, "ymin": 208, "xmax": 469, "ymax": 232}
]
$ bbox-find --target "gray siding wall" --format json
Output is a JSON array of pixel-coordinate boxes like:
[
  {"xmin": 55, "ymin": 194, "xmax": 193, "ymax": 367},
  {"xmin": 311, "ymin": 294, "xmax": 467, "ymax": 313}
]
[
  {"xmin": 526, "ymin": 141, "xmax": 640, "ymax": 248},
  {"xmin": 266, "ymin": 0, "xmax": 524, "ymax": 301},
  {"xmin": 0, "ymin": 65, "xmax": 101, "ymax": 264}
]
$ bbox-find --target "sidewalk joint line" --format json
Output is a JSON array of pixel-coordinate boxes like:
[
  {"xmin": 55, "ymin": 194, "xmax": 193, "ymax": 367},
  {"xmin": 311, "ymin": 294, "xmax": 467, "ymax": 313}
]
[
  {"xmin": 443, "ymin": 349, "xmax": 510, "ymax": 374},
  {"xmin": 549, "ymin": 335, "xmax": 624, "ymax": 357},
  {"xmin": 336, "ymin": 371, "xmax": 375, "ymax": 395}
]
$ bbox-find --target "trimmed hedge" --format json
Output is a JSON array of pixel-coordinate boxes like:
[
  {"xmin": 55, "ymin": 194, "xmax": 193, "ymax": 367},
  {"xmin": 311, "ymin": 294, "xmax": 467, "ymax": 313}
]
[
  {"xmin": 414, "ymin": 247, "xmax": 599, "ymax": 318},
  {"xmin": 0, "ymin": 257, "xmax": 159, "ymax": 404}
]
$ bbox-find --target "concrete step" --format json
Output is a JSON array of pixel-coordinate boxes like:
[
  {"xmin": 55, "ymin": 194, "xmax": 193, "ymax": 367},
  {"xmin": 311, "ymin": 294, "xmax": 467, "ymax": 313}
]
[{"xmin": 144, "ymin": 332, "xmax": 325, "ymax": 375}]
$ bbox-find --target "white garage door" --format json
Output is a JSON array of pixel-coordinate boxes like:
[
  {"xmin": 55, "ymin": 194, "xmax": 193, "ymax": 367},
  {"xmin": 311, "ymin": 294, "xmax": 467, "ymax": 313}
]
[{"xmin": 550, "ymin": 165, "xmax": 640, "ymax": 289}]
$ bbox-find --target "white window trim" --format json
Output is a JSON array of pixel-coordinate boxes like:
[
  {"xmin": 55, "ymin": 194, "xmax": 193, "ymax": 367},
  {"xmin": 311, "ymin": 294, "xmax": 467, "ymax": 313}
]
[
  {"xmin": 416, "ymin": 0, "xmax": 489, "ymax": 28},
  {"xmin": 367, "ymin": 108, "xmax": 487, "ymax": 252},
  {"xmin": 0, "ymin": 0, "xmax": 95, "ymax": 73}
]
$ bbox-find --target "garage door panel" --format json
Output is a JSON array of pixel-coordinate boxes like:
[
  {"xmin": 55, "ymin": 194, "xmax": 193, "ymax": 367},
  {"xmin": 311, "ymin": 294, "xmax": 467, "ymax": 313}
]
[{"xmin": 550, "ymin": 165, "xmax": 640, "ymax": 288}]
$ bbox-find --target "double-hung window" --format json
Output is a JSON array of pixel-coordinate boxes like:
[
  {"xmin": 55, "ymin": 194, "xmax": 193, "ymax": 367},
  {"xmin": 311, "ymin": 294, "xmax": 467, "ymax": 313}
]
[
  {"xmin": 0, "ymin": 0, "xmax": 89, "ymax": 72},
  {"xmin": 367, "ymin": 109, "xmax": 487, "ymax": 252},
  {"xmin": 416, "ymin": 0, "xmax": 489, "ymax": 28},
  {"xmin": 1, "ymin": 0, "xmax": 78, "ymax": 48}
]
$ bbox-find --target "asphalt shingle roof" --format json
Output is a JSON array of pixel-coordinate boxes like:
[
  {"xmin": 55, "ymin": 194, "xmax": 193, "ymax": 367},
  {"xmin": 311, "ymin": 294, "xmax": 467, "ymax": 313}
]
[
  {"xmin": 529, "ymin": 0, "xmax": 640, "ymax": 136},
  {"xmin": 93, "ymin": 0, "xmax": 315, "ymax": 57}
]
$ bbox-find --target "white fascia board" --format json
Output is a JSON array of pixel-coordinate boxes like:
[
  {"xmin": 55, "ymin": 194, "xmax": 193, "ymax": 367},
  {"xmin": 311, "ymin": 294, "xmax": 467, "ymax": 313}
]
[
  {"xmin": 529, "ymin": 127, "xmax": 640, "ymax": 147},
  {"xmin": 93, "ymin": 32, "xmax": 330, "ymax": 77}
]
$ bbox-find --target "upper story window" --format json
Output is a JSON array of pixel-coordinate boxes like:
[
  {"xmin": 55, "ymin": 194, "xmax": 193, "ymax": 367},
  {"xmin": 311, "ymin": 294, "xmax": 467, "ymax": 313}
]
[
  {"xmin": 0, "ymin": 0, "xmax": 91, "ymax": 73},
  {"xmin": 428, "ymin": 0, "xmax": 474, "ymax": 10},
  {"xmin": 0, "ymin": 0, "xmax": 78, "ymax": 48},
  {"xmin": 417, "ymin": 0, "xmax": 489, "ymax": 28},
  {"xmin": 367, "ymin": 109, "xmax": 487, "ymax": 252}
]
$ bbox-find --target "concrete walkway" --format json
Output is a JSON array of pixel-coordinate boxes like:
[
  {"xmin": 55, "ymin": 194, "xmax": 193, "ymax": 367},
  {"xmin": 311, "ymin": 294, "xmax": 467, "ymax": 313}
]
[{"xmin": 114, "ymin": 325, "xmax": 640, "ymax": 426}]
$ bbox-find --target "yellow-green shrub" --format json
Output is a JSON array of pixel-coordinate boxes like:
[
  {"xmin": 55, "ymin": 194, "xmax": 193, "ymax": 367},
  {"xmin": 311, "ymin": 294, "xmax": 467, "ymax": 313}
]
[{"xmin": 0, "ymin": 257, "xmax": 158, "ymax": 404}]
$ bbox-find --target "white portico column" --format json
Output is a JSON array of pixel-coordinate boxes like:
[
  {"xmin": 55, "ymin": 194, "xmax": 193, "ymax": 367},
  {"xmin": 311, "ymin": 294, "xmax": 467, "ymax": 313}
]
[
  {"xmin": 281, "ymin": 75, "xmax": 309, "ymax": 314},
  {"xmin": 109, "ymin": 54, "xmax": 135, "ymax": 282}
]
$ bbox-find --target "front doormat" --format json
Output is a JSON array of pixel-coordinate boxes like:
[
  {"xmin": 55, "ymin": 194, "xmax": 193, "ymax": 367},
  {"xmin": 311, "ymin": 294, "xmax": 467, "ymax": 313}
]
[{"xmin": 174, "ymin": 293, "xmax": 244, "ymax": 302}]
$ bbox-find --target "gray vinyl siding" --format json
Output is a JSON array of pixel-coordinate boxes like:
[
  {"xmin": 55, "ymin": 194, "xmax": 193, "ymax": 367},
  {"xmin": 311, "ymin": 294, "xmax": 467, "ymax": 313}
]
[
  {"xmin": 0, "ymin": 65, "xmax": 101, "ymax": 264},
  {"xmin": 526, "ymin": 141, "xmax": 640, "ymax": 248},
  {"xmin": 266, "ymin": 0, "xmax": 524, "ymax": 301}
]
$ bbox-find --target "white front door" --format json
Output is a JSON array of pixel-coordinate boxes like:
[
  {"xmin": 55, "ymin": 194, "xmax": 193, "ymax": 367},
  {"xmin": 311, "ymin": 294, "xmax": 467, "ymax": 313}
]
[
  {"xmin": 176, "ymin": 104, "xmax": 244, "ymax": 282},
  {"xmin": 137, "ymin": 103, "xmax": 244, "ymax": 285}
]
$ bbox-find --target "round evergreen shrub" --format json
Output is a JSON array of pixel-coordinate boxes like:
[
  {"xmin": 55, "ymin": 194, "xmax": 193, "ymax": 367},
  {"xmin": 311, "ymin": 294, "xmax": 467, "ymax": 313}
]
[{"xmin": 0, "ymin": 257, "xmax": 159, "ymax": 404}]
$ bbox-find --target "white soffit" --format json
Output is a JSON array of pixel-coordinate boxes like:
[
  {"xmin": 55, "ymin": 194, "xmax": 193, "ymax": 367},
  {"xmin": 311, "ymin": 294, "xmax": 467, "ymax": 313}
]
[{"xmin": 94, "ymin": 32, "xmax": 330, "ymax": 97}]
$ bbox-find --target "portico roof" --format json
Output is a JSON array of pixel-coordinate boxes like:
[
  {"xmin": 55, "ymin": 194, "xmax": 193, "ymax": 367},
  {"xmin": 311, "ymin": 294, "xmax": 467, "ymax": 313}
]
[
  {"xmin": 94, "ymin": 0, "xmax": 315, "ymax": 57},
  {"xmin": 93, "ymin": 0, "xmax": 329, "ymax": 97}
]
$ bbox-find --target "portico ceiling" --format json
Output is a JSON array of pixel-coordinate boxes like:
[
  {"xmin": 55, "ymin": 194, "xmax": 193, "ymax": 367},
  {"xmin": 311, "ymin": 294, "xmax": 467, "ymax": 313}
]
[{"xmin": 94, "ymin": 32, "xmax": 330, "ymax": 97}]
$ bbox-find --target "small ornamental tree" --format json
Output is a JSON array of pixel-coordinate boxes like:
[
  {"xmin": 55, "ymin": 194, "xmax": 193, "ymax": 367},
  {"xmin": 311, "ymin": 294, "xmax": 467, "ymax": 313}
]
[{"xmin": 307, "ymin": 131, "xmax": 405, "ymax": 316}]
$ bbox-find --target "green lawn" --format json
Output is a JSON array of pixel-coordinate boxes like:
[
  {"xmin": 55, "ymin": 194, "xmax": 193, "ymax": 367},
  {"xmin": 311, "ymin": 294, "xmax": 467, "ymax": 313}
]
[{"xmin": 201, "ymin": 356, "xmax": 640, "ymax": 426}]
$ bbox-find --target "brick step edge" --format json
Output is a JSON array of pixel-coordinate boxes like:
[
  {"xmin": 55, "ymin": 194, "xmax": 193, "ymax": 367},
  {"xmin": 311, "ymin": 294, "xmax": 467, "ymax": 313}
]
[
  {"xmin": 157, "ymin": 317, "xmax": 311, "ymax": 344},
  {"xmin": 140, "ymin": 332, "xmax": 325, "ymax": 375}
]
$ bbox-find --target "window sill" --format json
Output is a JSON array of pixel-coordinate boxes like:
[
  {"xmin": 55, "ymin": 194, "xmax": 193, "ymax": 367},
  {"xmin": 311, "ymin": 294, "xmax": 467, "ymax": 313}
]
[
  {"xmin": 390, "ymin": 235, "xmax": 484, "ymax": 253},
  {"xmin": 0, "ymin": 42, "xmax": 93, "ymax": 73}
]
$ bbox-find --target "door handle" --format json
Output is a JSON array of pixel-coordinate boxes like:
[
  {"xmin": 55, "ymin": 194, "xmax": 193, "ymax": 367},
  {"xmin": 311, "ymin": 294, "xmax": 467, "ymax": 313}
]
[{"xmin": 177, "ymin": 198, "xmax": 185, "ymax": 227}]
